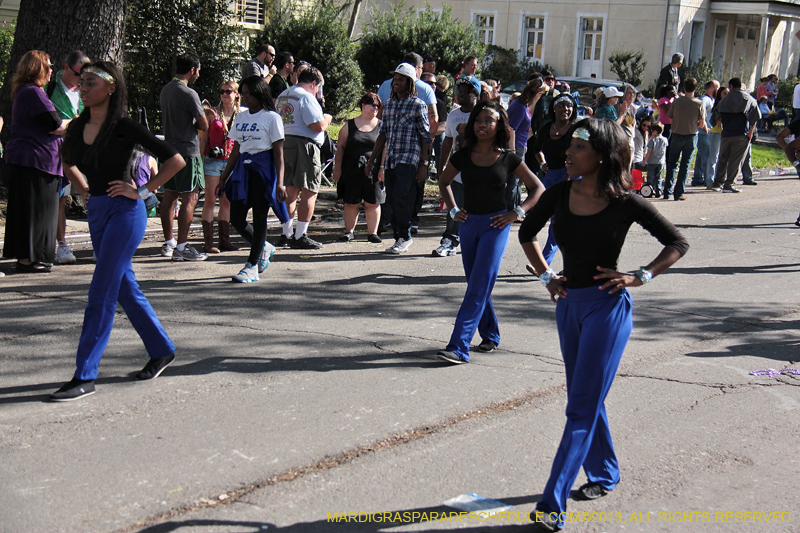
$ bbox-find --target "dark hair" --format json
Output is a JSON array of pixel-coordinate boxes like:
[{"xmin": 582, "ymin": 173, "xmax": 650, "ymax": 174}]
[
  {"xmin": 175, "ymin": 52, "xmax": 200, "ymax": 75},
  {"xmin": 463, "ymin": 55, "xmax": 477, "ymax": 67},
  {"xmin": 358, "ymin": 92, "xmax": 381, "ymax": 109},
  {"xmin": 420, "ymin": 72, "xmax": 436, "ymax": 83},
  {"xmin": 402, "ymin": 52, "xmax": 423, "ymax": 68},
  {"xmin": 297, "ymin": 66, "xmax": 322, "ymax": 85},
  {"xmin": 462, "ymin": 100, "xmax": 512, "ymax": 153},
  {"xmin": 728, "ymin": 78, "xmax": 742, "ymax": 89},
  {"xmin": 62, "ymin": 61, "xmax": 128, "ymax": 166},
  {"xmin": 571, "ymin": 117, "xmax": 632, "ymax": 198},
  {"xmin": 390, "ymin": 73, "xmax": 416, "ymax": 99},
  {"xmin": 63, "ymin": 50, "xmax": 89, "ymax": 69},
  {"xmin": 650, "ymin": 122, "xmax": 663, "ymax": 135},
  {"xmin": 240, "ymin": 75, "xmax": 275, "ymax": 112},
  {"xmin": 704, "ymin": 80, "xmax": 718, "ymax": 91},
  {"xmin": 541, "ymin": 69, "xmax": 553, "ymax": 78},
  {"xmin": 546, "ymin": 93, "xmax": 578, "ymax": 123},
  {"xmin": 255, "ymin": 44, "xmax": 272, "ymax": 57},
  {"xmin": 519, "ymin": 76, "xmax": 544, "ymax": 105},
  {"xmin": 275, "ymin": 51, "xmax": 294, "ymax": 70},
  {"xmin": 638, "ymin": 114, "xmax": 654, "ymax": 135},
  {"xmin": 683, "ymin": 77, "xmax": 697, "ymax": 93}
]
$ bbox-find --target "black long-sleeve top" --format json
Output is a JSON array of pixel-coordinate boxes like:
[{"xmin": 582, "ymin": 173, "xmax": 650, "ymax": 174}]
[
  {"xmin": 63, "ymin": 117, "xmax": 178, "ymax": 196},
  {"xmin": 519, "ymin": 181, "xmax": 689, "ymax": 288}
]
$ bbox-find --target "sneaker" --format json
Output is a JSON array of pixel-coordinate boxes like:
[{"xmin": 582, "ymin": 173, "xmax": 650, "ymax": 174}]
[
  {"xmin": 161, "ymin": 242, "xmax": 175, "ymax": 257},
  {"xmin": 432, "ymin": 238, "xmax": 457, "ymax": 257},
  {"xmin": 477, "ymin": 339, "xmax": 497, "ymax": 352},
  {"xmin": 172, "ymin": 244, "xmax": 208, "ymax": 261},
  {"xmin": 707, "ymin": 185, "xmax": 722, "ymax": 192},
  {"xmin": 367, "ymin": 234, "xmax": 382, "ymax": 243},
  {"xmin": 531, "ymin": 510, "xmax": 560, "ymax": 532},
  {"xmin": 277, "ymin": 235, "xmax": 293, "ymax": 248},
  {"xmin": 55, "ymin": 244, "xmax": 76, "ymax": 265},
  {"xmin": 742, "ymin": 180, "xmax": 758, "ymax": 186},
  {"xmin": 232, "ymin": 262, "xmax": 259, "ymax": 283},
  {"xmin": 410, "ymin": 225, "xmax": 419, "ymax": 235},
  {"xmin": 257, "ymin": 242, "xmax": 275, "ymax": 273},
  {"xmin": 135, "ymin": 353, "xmax": 176, "ymax": 380},
  {"xmin": 723, "ymin": 186, "xmax": 741, "ymax": 193},
  {"xmin": 436, "ymin": 350, "xmax": 468, "ymax": 364},
  {"xmin": 50, "ymin": 378, "xmax": 96, "ymax": 402},
  {"xmin": 386, "ymin": 238, "xmax": 413, "ymax": 254},
  {"xmin": 795, "ymin": 219, "xmax": 800, "ymax": 227},
  {"xmin": 291, "ymin": 234, "xmax": 323, "ymax": 250},
  {"xmin": 339, "ymin": 232, "xmax": 355, "ymax": 242},
  {"xmin": 575, "ymin": 482, "xmax": 608, "ymax": 501}
]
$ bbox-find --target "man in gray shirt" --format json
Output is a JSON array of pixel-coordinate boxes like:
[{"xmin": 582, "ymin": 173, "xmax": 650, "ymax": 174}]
[
  {"xmin": 159, "ymin": 51, "xmax": 209, "ymax": 261},
  {"xmin": 709, "ymin": 78, "xmax": 760, "ymax": 193},
  {"xmin": 242, "ymin": 44, "xmax": 276, "ymax": 81}
]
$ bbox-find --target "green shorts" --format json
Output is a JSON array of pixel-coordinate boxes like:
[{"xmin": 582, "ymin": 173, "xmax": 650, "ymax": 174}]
[
  {"xmin": 163, "ymin": 155, "xmax": 203, "ymax": 193},
  {"xmin": 284, "ymin": 135, "xmax": 321, "ymax": 192}
]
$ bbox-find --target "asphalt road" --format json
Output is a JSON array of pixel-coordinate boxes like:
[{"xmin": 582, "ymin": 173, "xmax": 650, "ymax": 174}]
[{"xmin": 1, "ymin": 174, "xmax": 799, "ymax": 533}]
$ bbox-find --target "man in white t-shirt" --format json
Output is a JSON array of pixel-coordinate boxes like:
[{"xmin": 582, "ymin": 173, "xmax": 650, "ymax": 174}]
[
  {"xmin": 692, "ymin": 79, "xmax": 720, "ymax": 186},
  {"xmin": 275, "ymin": 66, "xmax": 332, "ymax": 249},
  {"xmin": 433, "ymin": 75, "xmax": 480, "ymax": 257}
]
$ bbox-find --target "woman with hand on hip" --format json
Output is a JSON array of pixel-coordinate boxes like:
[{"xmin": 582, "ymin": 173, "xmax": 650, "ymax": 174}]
[
  {"xmin": 52, "ymin": 61, "xmax": 186, "ymax": 401},
  {"xmin": 436, "ymin": 101, "xmax": 544, "ymax": 364},
  {"xmin": 518, "ymin": 118, "xmax": 688, "ymax": 531}
]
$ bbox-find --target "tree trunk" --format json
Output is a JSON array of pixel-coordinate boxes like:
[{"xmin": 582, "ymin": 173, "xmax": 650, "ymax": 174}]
[
  {"xmin": 348, "ymin": 0, "xmax": 363, "ymax": 39},
  {"xmin": 0, "ymin": 0, "xmax": 126, "ymax": 139}
]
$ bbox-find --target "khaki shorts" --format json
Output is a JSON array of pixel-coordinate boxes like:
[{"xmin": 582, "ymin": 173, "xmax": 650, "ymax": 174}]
[
  {"xmin": 283, "ymin": 135, "xmax": 321, "ymax": 192},
  {"xmin": 163, "ymin": 155, "xmax": 203, "ymax": 193}
]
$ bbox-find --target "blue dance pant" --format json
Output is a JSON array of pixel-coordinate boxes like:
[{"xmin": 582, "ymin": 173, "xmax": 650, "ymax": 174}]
[
  {"xmin": 75, "ymin": 195, "xmax": 175, "ymax": 380},
  {"xmin": 537, "ymin": 286, "xmax": 633, "ymax": 527},
  {"xmin": 541, "ymin": 167, "xmax": 568, "ymax": 265},
  {"xmin": 446, "ymin": 211, "xmax": 510, "ymax": 361}
]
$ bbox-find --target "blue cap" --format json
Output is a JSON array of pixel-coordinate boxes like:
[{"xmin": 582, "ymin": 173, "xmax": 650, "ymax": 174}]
[{"xmin": 456, "ymin": 75, "xmax": 481, "ymax": 95}]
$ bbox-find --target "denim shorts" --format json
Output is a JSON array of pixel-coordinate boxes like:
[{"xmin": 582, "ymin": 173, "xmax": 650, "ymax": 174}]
[{"xmin": 203, "ymin": 157, "xmax": 227, "ymax": 177}]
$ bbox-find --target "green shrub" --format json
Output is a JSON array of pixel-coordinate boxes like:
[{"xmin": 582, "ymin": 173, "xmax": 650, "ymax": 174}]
[
  {"xmin": 681, "ymin": 57, "xmax": 717, "ymax": 93},
  {"xmin": 481, "ymin": 44, "xmax": 554, "ymax": 85},
  {"xmin": 608, "ymin": 49, "xmax": 646, "ymax": 87},
  {"xmin": 0, "ymin": 21, "xmax": 14, "ymax": 88},
  {"xmin": 125, "ymin": 0, "xmax": 246, "ymax": 131},
  {"xmin": 356, "ymin": 3, "xmax": 483, "ymax": 90},
  {"xmin": 259, "ymin": 1, "xmax": 362, "ymax": 117},
  {"xmin": 775, "ymin": 77, "xmax": 797, "ymax": 112}
]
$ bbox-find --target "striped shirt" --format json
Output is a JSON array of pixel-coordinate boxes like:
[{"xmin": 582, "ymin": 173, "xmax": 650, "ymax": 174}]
[{"xmin": 381, "ymin": 94, "xmax": 431, "ymax": 168}]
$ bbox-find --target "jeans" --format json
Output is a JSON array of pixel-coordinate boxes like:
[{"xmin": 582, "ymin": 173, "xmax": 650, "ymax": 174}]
[
  {"xmin": 441, "ymin": 180, "xmax": 464, "ymax": 246},
  {"xmin": 541, "ymin": 167, "xmax": 569, "ymax": 264},
  {"xmin": 385, "ymin": 163, "xmax": 417, "ymax": 241},
  {"xmin": 705, "ymin": 132, "xmax": 721, "ymax": 187},
  {"xmin": 646, "ymin": 164, "xmax": 663, "ymax": 196},
  {"xmin": 536, "ymin": 286, "xmax": 633, "ymax": 528},
  {"xmin": 76, "ymin": 195, "xmax": 175, "ymax": 380},
  {"xmin": 664, "ymin": 133, "xmax": 697, "ymax": 199},
  {"xmin": 445, "ymin": 211, "xmax": 510, "ymax": 361},
  {"xmin": 693, "ymin": 132, "xmax": 710, "ymax": 185}
]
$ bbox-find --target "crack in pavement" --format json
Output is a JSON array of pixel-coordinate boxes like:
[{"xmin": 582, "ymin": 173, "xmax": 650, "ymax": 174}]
[{"xmin": 108, "ymin": 384, "xmax": 564, "ymax": 533}]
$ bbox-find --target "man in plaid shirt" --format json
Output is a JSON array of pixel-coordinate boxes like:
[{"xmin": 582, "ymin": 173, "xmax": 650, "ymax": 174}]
[{"xmin": 366, "ymin": 63, "xmax": 432, "ymax": 254}]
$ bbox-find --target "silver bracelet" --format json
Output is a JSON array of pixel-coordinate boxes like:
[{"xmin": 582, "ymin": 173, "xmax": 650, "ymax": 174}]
[
  {"xmin": 634, "ymin": 267, "xmax": 653, "ymax": 284},
  {"xmin": 137, "ymin": 185, "xmax": 152, "ymax": 200},
  {"xmin": 540, "ymin": 269, "xmax": 557, "ymax": 287},
  {"xmin": 449, "ymin": 206, "xmax": 460, "ymax": 219},
  {"xmin": 513, "ymin": 205, "xmax": 526, "ymax": 219}
]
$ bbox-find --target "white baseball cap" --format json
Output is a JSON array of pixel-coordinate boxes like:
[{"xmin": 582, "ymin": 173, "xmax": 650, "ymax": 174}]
[
  {"xmin": 390, "ymin": 63, "xmax": 418, "ymax": 80},
  {"xmin": 603, "ymin": 86, "xmax": 623, "ymax": 98}
]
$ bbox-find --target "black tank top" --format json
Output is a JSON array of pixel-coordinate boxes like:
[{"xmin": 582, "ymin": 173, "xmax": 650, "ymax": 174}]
[{"xmin": 342, "ymin": 118, "xmax": 381, "ymax": 180}]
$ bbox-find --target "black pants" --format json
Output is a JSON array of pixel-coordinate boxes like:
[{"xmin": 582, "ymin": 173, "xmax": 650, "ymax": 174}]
[
  {"xmin": 229, "ymin": 170, "xmax": 269, "ymax": 265},
  {"xmin": 2, "ymin": 164, "xmax": 59, "ymax": 263}
]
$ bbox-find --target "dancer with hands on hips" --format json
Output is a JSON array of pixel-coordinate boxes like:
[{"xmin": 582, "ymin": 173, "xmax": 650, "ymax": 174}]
[
  {"xmin": 517, "ymin": 117, "xmax": 688, "ymax": 531},
  {"xmin": 436, "ymin": 100, "xmax": 544, "ymax": 365}
]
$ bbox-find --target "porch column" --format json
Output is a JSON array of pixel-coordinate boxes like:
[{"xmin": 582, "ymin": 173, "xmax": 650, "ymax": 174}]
[
  {"xmin": 754, "ymin": 15, "xmax": 769, "ymax": 82},
  {"xmin": 780, "ymin": 20, "xmax": 793, "ymax": 79}
]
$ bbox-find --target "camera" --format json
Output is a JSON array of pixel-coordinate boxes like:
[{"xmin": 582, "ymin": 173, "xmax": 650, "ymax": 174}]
[{"xmin": 209, "ymin": 146, "xmax": 225, "ymax": 159}]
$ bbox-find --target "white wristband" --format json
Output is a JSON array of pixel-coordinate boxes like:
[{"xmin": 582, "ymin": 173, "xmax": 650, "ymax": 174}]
[
  {"xmin": 449, "ymin": 207, "xmax": 460, "ymax": 219},
  {"xmin": 137, "ymin": 185, "xmax": 152, "ymax": 200},
  {"xmin": 513, "ymin": 206, "xmax": 526, "ymax": 219},
  {"xmin": 540, "ymin": 269, "xmax": 557, "ymax": 287}
]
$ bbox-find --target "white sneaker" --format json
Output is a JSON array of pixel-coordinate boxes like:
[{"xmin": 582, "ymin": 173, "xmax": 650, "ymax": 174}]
[
  {"xmin": 258, "ymin": 241, "xmax": 275, "ymax": 273},
  {"xmin": 161, "ymin": 242, "xmax": 175, "ymax": 257},
  {"xmin": 432, "ymin": 238, "xmax": 457, "ymax": 257},
  {"xmin": 55, "ymin": 244, "xmax": 76, "ymax": 265},
  {"xmin": 232, "ymin": 262, "xmax": 259, "ymax": 283},
  {"xmin": 386, "ymin": 237, "xmax": 413, "ymax": 254}
]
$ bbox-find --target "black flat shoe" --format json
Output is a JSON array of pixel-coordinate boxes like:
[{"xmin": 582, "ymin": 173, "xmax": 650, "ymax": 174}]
[
  {"xmin": 574, "ymin": 482, "xmax": 608, "ymax": 500},
  {"xmin": 16, "ymin": 262, "xmax": 52, "ymax": 273},
  {"xmin": 135, "ymin": 354, "xmax": 175, "ymax": 380}
]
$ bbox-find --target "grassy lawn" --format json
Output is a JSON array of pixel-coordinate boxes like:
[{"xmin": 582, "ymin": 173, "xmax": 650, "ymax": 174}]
[{"xmin": 752, "ymin": 144, "xmax": 789, "ymax": 169}]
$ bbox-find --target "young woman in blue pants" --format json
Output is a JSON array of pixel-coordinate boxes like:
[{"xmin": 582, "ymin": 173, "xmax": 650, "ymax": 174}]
[
  {"xmin": 519, "ymin": 118, "xmax": 688, "ymax": 531},
  {"xmin": 436, "ymin": 100, "xmax": 544, "ymax": 364},
  {"xmin": 51, "ymin": 62, "xmax": 186, "ymax": 401}
]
